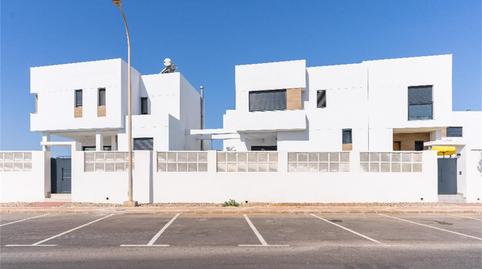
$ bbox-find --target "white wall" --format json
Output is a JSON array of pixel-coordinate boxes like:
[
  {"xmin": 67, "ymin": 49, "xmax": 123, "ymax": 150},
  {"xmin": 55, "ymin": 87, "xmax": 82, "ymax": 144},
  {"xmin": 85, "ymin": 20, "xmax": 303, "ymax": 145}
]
[
  {"xmin": 153, "ymin": 151, "xmax": 438, "ymax": 203},
  {"xmin": 31, "ymin": 59, "xmax": 141, "ymax": 132},
  {"xmin": 0, "ymin": 151, "xmax": 50, "ymax": 202},
  {"xmin": 235, "ymin": 60, "xmax": 306, "ymax": 111},
  {"xmin": 465, "ymin": 150, "xmax": 482, "ymax": 202},
  {"xmin": 71, "ymin": 150, "xmax": 152, "ymax": 204}
]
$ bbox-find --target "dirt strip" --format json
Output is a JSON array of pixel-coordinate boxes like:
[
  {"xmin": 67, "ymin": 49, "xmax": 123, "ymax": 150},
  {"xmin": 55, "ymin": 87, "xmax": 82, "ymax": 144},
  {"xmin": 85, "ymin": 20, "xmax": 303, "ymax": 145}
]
[{"xmin": 1, "ymin": 203, "xmax": 481, "ymax": 214}]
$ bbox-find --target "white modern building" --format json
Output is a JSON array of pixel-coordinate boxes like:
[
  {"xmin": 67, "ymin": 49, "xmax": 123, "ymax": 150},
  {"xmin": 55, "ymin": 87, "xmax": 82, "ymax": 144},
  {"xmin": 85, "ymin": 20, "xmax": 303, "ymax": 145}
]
[
  {"xmin": 1, "ymin": 54, "xmax": 481, "ymax": 204},
  {"xmin": 192, "ymin": 54, "xmax": 482, "ymax": 200},
  {"xmin": 30, "ymin": 58, "xmax": 202, "ymax": 152}
]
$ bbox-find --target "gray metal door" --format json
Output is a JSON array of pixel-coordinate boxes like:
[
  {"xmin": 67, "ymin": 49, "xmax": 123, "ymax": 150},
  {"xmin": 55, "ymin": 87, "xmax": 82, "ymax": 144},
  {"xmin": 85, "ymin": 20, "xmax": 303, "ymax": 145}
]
[
  {"xmin": 437, "ymin": 158, "xmax": 457, "ymax": 194},
  {"xmin": 51, "ymin": 157, "xmax": 72, "ymax": 194}
]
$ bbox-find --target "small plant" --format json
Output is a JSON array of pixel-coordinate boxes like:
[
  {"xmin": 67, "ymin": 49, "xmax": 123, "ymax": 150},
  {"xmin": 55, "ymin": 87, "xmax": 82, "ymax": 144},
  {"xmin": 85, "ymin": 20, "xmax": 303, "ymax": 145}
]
[{"xmin": 223, "ymin": 199, "xmax": 240, "ymax": 207}]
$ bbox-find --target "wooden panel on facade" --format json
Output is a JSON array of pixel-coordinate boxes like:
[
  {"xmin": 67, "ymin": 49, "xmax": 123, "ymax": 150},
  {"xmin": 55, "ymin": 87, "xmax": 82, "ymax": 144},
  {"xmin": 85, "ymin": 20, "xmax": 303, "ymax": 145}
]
[
  {"xmin": 97, "ymin": 105, "xmax": 106, "ymax": 117},
  {"xmin": 342, "ymin": 143, "xmax": 352, "ymax": 151},
  {"xmin": 74, "ymin": 106, "xmax": 83, "ymax": 118},
  {"xmin": 393, "ymin": 132, "xmax": 431, "ymax": 151},
  {"xmin": 286, "ymin": 88, "xmax": 303, "ymax": 110}
]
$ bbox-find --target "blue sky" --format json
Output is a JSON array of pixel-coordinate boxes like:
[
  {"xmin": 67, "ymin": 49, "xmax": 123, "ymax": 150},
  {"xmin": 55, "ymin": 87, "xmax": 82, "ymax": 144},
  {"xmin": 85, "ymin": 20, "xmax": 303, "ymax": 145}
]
[{"xmin": 1, "ymin": 0, "xmax": 481, "ymax": 152}]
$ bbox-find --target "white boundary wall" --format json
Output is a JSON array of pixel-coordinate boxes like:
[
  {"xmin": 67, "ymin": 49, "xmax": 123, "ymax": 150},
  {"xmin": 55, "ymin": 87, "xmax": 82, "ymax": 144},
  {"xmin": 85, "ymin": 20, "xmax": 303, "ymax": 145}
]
[
  {"xmin": 72, "ymin": 151, "xmax": 152, "ymax": 204},
  {"xmin": 0, "ymin": 151, "xmax": 50, "ymax": 202},
  {"xmin": 152, "ymin": 151, "xmax": 438, "ymax": 203},
  {"xmin": 465, "ymin": 150, "xmax": 482, "ymax": 202},
  {"xmin": 0, "ymin": 150, "xmax": 439, "ymax": 204}
]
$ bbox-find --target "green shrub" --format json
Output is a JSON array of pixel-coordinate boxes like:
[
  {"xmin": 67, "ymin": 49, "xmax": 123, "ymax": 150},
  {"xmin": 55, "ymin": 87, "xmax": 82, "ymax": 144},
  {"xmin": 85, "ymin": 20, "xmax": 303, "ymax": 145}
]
[{"xmin": 223, "ymin": 199, "xmax": 240, "ymax": 207}]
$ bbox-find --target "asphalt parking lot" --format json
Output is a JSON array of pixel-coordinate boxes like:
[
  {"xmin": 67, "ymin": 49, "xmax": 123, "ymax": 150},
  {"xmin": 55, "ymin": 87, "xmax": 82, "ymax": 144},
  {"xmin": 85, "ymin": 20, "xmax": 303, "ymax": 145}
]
[{"xmin": 0, "ymin": 212, "xmax": 481, "ymax": 269}]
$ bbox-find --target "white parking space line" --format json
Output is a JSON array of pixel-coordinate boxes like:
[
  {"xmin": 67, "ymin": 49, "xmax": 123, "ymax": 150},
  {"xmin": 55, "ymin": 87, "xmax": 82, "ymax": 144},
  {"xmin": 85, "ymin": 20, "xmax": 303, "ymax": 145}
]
[
  {"xmin": 238, "ymin": 214, "xmax": 288, "ymax": 247},
  {"xmin": 446, "ymin": 214, "xmax": 482, "ymax": 222},
  {"xmin": 5, "ymin": 214, "xmax": 115, "ymax": 247},
  {"xmin": 379, "ymin": 214, "xmax": 482, "ymax": 241},
  {"xmin": 0, "ymin": 214, "xmax": 50, "ymax": 227},
  {"xmin": 310, "ymin": 214, "xmax": 385, "ymax": 245},
  {"xmin": 120, "ymin": 213, "xmax": 181, "ymax": 247}
]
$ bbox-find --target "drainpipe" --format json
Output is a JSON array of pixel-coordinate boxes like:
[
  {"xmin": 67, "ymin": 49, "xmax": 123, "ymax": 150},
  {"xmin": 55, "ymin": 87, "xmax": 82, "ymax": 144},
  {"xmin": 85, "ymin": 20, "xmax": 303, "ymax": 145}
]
[{"xmin": 200, "ymin": 85, "xmax": 205, "ymax": 151}]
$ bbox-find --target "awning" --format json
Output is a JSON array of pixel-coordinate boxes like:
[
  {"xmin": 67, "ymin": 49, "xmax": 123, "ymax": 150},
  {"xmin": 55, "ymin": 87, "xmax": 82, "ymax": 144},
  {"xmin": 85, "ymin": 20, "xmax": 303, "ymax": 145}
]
[{"xmin": 431, "ymin": 146, "xmax": 457, "ymax": 156}]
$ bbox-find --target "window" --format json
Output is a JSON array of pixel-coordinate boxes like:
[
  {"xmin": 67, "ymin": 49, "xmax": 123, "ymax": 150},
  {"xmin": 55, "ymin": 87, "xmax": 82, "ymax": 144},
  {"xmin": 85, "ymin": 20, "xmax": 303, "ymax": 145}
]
[
  {"xmin": 141, "ymin": 97, "xmax": 148, "ymax": 115},
  {"xmin": 75, "ymin": 89, "xmax": 83, "ymax": 107},
  {"xmin": 342, "ymin": 129, "xmax": 352, "ymax": 144},
  {"xmin": 408, "ymin": 86, "xmax": 433, "ymax": 120},
  {"xmin": 317, "ymin": 90, "xmax": 326, "ymax": 108},
  {"xmin": 249, "ymin": 90, "xmax": 286, "ymax": 112},
  {"xmin": 98, "ymin": 88, "xmax": 106, "ymax": 106},
  {"xmin": 133, "ymin": 138, "xmax": 153, "ymax": 150},
  {"xmin": 414, "ymin": 141, "xmax": 424, "ymax": 151},
  {"xmin": 251, "ymin": 146, "xmax": 277, "ymax": 151},
  {"xmin": 447, "ymin": 127, "xmax": 463, "ymax": 137}
]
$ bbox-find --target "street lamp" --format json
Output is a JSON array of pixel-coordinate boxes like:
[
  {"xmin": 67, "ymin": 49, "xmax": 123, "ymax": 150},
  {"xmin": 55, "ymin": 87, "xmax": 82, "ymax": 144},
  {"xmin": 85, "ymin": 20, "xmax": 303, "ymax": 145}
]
[{"xmin": 112, "ymin": 0, "xmax": 136, "ymax": 206}]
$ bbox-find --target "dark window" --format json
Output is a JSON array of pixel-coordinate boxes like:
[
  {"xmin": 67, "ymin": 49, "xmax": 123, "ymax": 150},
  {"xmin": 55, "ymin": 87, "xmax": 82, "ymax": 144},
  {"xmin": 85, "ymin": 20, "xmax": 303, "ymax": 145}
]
[
  {"xmin": 141, "ymin": 97, "xmax": 148, "ymax": 115},
  {"xmin": 408, "ymin": 86, "xmax": 433, "ymax": 120},
  {"xmin": 251, "ymin": 146, "xmax": 277, "ymax": 151},
  {"xmin": 249, "ymin": 90, "xmax": 286, "ymax": 112},
  {"xmin": 447, "ymin": 127, "xmax": 463, "ymax": 137},
  {"xmin": 82, "ymin": 146, "xmax": 95, "ymax": 151},
  {"xmin": 134, "ymin": 138, "xmax": 153, "ymax": 150},
  {"xmin": 414, "ymin": 141, "xmax": 424, "ymax": 151},
  {"xmin": 98, "ymin": 88, "xmax": 106, "ymax": 106},
  {"xmin": 103, "ymin": 145, "xmax": 112, "ymax": 151},
  {"xmin": 317, "ymin": 90, "xmax": 326, "ymax": 108},
  {"xmin": 75, "ymin": 90, "xmax": 83, "ymax": 107},
  {"xmin": 342, "ymin": 129, "xmax": 352, "ymax": 144}
]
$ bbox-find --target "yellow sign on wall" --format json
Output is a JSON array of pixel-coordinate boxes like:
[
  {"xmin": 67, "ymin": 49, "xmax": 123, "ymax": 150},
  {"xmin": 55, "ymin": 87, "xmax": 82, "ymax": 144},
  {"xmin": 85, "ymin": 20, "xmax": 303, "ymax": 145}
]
[{"xmin": 432, "ymin": 146, "xmax": 457, "ymax": 156}]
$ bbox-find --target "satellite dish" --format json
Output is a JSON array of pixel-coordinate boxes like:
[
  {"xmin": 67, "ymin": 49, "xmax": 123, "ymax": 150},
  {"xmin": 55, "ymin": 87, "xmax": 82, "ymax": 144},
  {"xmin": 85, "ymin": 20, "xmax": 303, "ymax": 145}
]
[{"xmin": 161, "ymin": 58, "xmax": 176, "ymax": 73}]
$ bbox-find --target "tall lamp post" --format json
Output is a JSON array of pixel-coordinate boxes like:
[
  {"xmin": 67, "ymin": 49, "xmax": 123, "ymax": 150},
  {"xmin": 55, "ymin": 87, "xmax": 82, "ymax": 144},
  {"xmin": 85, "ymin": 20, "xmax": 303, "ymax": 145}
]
[{"xmin": 112, "ymin": 0, "xmax": 136, "ymax": 206}]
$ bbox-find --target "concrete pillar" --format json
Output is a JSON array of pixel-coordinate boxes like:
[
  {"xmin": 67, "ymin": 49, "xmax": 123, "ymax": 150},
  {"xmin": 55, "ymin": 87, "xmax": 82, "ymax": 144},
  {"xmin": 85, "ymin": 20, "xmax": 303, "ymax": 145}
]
[
  {"xmin": 95, "ymin": 133, "xmax": 104, "ymax": 151},
  {"xmin": 41, "ymin": 135, "xmax": 50, "ymax": 152},
  {"xmin": 207, "ymin": 150, "xmax": 217, "ymax": 173}
]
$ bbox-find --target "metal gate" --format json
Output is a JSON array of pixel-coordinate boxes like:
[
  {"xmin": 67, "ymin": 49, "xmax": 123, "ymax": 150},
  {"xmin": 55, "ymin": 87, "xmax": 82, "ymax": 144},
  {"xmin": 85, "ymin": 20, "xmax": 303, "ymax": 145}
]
[
  {"xmin": 437, "ymin": 158, "xmax": 457, "ymax": 194},
  {"xmin": 51, "ymin": 157, "xmax": 72, "ymax": 194}
]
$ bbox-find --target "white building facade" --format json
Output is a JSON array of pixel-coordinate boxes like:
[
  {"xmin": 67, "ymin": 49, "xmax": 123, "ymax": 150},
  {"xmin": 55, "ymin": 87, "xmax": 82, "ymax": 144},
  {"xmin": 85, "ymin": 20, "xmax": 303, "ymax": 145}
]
[
  {"xmin": 30, "ymin": 58, "xmax": 202, "ymax": 153},
  {"xmin": 192, "ymin": 55, "xmax": 482, "ymax": 201}
]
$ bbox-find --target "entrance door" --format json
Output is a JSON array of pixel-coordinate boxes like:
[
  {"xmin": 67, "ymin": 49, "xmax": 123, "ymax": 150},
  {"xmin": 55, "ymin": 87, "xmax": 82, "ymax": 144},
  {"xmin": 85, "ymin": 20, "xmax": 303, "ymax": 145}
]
[
  {"xmin": 437, "ymin": 158, "xmax": 457, "ymax": 194},
  {"xmin": 51, "ymin": 157, "xmax": 72, "ymax": 194}
]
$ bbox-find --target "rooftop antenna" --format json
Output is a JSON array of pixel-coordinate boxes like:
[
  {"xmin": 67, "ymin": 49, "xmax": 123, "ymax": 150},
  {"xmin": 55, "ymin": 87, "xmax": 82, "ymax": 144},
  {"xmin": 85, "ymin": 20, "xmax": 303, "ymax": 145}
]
[{"xmin": 161, "ymin": 58, "xmax": 176, "ymax": 73}]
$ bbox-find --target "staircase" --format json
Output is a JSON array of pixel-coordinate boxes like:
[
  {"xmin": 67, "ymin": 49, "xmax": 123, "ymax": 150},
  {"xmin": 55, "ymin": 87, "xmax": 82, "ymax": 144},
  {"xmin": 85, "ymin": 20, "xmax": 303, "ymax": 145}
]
[{"xmin": 438, "ymin": 194, "xmax": 466, "ymax": 203}]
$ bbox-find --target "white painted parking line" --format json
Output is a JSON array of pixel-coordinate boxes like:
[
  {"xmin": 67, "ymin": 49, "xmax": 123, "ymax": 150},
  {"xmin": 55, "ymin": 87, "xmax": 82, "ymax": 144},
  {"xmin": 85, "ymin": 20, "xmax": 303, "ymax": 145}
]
[
  {"xmin": 446, "ymin": 214, "xmax": 482, "ymax": 222},
  {"xmin": 120, "ymin": 213, "xmax": 181, "ymax": 247},
  {"xmin": 238, "ymin": 214, "xmax": 288, "ymax": 247},
  {"xmin": 5, "ymin": 214, "xmax": 115, "ymax": 247},
  {"xmin": 0, "ymin": 214, "xmax": 50, "ymax": 227},
  {"xmin": 379, "ymin": 214, "xmax": 482, "ymax": 241},
  {"xmin": 310, "ymin": 214, "xmax": 384, "ymax": 245}
]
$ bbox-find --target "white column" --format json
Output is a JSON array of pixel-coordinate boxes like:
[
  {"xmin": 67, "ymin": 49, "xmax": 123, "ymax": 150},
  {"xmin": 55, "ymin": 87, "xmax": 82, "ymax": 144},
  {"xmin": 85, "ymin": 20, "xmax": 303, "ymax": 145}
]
[
  {"xmin": 41, "ymin": 135, "xmax": 50, "ymax": 152},
  {"xmin": 95, "ymin": 133, "xmax": 104, "ymax": 151}
]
